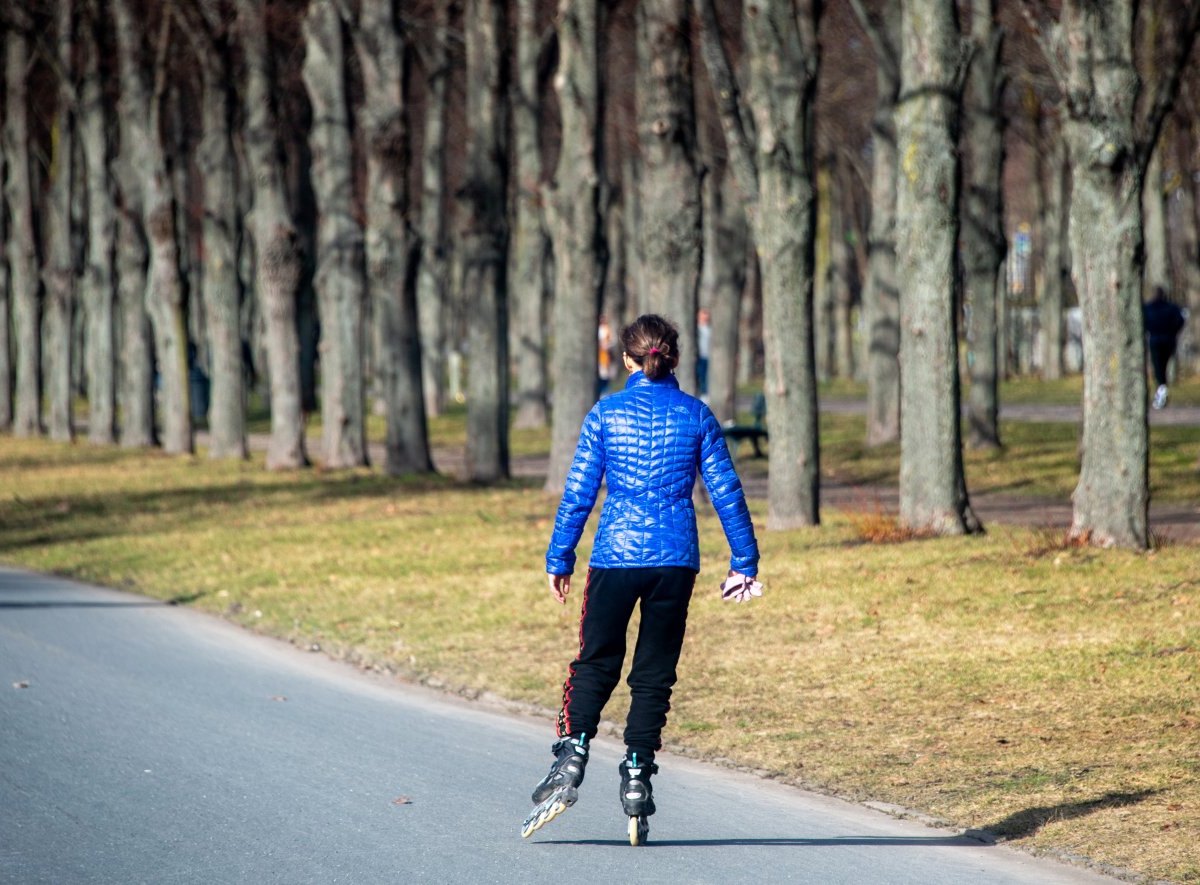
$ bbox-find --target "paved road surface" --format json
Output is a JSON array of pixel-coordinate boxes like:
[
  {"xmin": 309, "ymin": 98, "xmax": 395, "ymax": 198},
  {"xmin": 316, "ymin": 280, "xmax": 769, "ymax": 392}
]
[{"xmin": 0, "ymin": 568, "xmax": 1117, "ymax": 885}]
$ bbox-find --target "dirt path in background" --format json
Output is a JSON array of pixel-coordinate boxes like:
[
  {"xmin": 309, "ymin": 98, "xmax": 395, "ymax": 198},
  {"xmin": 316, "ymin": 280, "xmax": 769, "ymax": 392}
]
[{"xmin": 228, "ymin": 400, "xmax": 1200, "ymax": 542}]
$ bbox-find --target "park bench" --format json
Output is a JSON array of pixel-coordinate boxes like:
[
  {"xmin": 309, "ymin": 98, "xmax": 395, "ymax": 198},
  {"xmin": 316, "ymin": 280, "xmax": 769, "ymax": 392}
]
[{"xmin": 722, "ymin": 393, "xmax": 768, "ymax": 458}]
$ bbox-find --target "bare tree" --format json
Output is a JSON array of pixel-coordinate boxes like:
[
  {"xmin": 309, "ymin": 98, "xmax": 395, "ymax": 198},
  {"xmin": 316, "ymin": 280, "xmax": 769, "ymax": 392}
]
[
  {"xmin": 79, "ymin": 0, "xmax": 118, "ymax": 445},
  {"xmin": 963, "ymin": 0, "xmax": 1006, "ymax": 450},
  {"xmin": 43, "ymin": 0, "xmax": 77, "ymax": 443},
  {"xmin": 510, "ymin": 0, "xmax": 550, "ymax": 430},
  {"xmin": 696, "ymin": 0, "xmax": 822, "ymax": 529},
  {"xmin": 850, "ymin": 0, "xmax": 902, "ymax": 446},
  {"xmin": 415, "ymin": 4, "xmax": 451, "ymax": 420},
  {"xmin": 0, "ymin": 67, "xmax": 8, "ymax": 432},
  {"xmin": 1026, "ymin": 0, "xmax": 1200, "ymax": 547},
  {"xmin": 699, "ymin": 160, "xmax": 748, "ymax": 425},
  {"xmin": 460, "ymin": 0, "xmax": 510, "ymax": 482},
  {"xmin": 1039, "ymin": 110, "xmax": 1068, "ymax": 380},
  {"xmin": 111, "ymin": 3, "xmax": 193, "ymax": 454},
  {"xmin": 4, "ymin": 15, "xmax": 41, "ymax": 438},
  {"xmin": 237, "ymin": 0, "xmax": 307, "ymax": 469},
  {"xmin": 173, "ymin": 1, "xmax": 247, "ymax": 459},
  {"xmin": 638, "ymin": 0, "xmax": 701, "ymax": 393},
  {"xmin": 351, "ymin": 0, "xmax": 434, "ymax": 475},
  {"xmin": 1142, "ymin": 8, "xmax": 1172, "ymax": 297},
  {"xmin": 545, "ymin": 0, "xmax": 605, "ymax": 494},
  {"xmin": 302, "ymin": 0, "xmax": 367, "ymax": 469},
  {"xmin": 895, "ymin": 0, "xmax": 980, "ymax": 535}
]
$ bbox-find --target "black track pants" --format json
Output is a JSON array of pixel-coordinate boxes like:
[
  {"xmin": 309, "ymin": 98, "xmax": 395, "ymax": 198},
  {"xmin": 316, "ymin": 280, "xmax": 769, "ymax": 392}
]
[
  {"xmin": 556, "ymin": 567, "xmax": 696, "ymax": 762},
  {"xmin": 1149, "ymin": 341, "xmax": 1176, "ymax": 386}
]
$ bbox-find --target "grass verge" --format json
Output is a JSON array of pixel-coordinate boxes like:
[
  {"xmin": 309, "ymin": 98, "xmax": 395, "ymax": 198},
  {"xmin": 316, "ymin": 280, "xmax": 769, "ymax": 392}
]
[{"xmin": 1, "ymin": 432, "xmax": 1198, "ymax": 882}]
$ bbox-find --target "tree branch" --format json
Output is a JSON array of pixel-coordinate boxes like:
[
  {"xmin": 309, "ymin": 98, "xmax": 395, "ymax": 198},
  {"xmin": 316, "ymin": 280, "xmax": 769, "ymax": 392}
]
[
  {"xmin": 1016, "ymin": 0, "xmax": 1068, "ymax": 95},
  {"xmin": 692, "ymin": 0, "xmax": 758, "ymax": 205},
  {"xmin": 149, "ymin": 11, "xmax": 173, "ymax": 135},
  {"xmin": 169, "ymin": 1, "xmax": 212, "ymax": 66},
  {"xmin": 1139, "ymin": 0, "xmax": 1200, "ymax": 168},
  {"xmin": 847, "ymin": 0, "xmax": 898, "ymax": 84}
]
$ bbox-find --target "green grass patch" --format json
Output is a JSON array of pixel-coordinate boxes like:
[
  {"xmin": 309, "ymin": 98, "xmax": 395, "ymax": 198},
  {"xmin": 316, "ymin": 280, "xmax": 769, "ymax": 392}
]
[
  {"xmin": 2, "ymin": 424, "xmax": 1199, "ymax": 882},
  {"xmin": 729, "ymin": 411, "xmax": 1200, "ymax": 505}
]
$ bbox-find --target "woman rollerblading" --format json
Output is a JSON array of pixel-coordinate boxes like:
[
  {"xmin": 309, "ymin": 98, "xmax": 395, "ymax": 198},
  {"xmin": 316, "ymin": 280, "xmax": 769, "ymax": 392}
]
[{"xmin": 521, "ymin": 314, "xmax": 763, "ymax": 841}]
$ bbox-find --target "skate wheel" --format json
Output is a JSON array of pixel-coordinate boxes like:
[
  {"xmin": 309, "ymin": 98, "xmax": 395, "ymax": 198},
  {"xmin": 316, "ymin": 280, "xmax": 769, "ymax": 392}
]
[{"xmin": 628, "ymin": 814, "xmax": 648, "ymax": 846}]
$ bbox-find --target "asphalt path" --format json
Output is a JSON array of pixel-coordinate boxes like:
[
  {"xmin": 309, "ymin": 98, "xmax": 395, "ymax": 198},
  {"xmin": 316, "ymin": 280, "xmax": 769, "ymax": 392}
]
[{"xmin": 1, "ymin": 567, "xmax": 1116, "ymax": 885}]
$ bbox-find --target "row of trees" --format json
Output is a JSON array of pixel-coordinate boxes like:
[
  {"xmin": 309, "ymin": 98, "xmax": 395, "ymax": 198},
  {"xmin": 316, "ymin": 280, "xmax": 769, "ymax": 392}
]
[{"xmin": 2, "ymin": 0, "xmax": 1198, "ymax": 550}]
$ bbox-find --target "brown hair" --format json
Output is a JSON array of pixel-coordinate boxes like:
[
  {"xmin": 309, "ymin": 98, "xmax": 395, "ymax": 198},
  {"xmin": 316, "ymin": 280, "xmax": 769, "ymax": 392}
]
[{"xmin": 621, "ymin": 314, "xmax": 680, "ymax": 381}]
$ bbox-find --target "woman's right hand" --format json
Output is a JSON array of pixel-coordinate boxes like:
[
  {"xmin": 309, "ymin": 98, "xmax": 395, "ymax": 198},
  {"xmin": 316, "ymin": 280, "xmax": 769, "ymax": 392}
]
[{"xmin": 548, "ymin": 572, "xmax": 572, "ymax": 604}]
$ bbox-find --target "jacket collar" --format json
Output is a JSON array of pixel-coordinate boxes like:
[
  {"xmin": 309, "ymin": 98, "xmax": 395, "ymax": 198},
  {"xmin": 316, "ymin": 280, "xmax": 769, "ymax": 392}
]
[{"xmin": 625, "ymin": 371, "xmax": 679, "ymax": 391}]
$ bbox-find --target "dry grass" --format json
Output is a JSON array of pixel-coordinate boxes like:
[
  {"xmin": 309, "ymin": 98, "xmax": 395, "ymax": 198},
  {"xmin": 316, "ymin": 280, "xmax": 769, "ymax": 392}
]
[{"xmin": 1, "ymin": 433, "xmax": 1198, "ymax": 882}]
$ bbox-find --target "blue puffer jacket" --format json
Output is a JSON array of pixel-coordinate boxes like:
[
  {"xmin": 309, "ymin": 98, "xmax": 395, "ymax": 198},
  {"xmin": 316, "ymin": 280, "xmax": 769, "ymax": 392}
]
[{"xmin": 546, "ymin": 372, "xmax": 759, "ymax": 577}]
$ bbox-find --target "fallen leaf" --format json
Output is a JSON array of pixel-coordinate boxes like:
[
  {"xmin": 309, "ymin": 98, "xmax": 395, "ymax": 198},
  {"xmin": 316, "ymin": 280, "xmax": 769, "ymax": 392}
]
[{"xmin": 392, "ymin": 796, "xmax": 413, "ymax": 806}]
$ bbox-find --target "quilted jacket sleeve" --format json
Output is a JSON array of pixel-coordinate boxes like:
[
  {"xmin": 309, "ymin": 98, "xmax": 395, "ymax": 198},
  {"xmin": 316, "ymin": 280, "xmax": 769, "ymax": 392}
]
[
  {"xmin": 698, "ymin": 408, "xmax": 759, "ymax": 577},
  {"xmin": 546, "ymin": 406, "xmax": 606, "ymax": 575}
]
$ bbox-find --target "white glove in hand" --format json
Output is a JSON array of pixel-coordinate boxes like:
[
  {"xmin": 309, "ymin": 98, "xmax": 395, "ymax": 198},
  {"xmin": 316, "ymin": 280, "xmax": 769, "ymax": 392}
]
[{"xmin": 720, "ymin": 571, "xmax": 763, "ymax": 603}]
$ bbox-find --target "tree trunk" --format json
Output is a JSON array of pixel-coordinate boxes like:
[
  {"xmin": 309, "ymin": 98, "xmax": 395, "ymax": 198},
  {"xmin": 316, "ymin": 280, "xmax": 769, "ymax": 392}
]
[
  {"xmin": 4, "ymin": 21, "xmax": 40, "ymax": 438},
  {"xmin": 544, "ymin": 0, "xmax": 604, "ymax": 494},
  {"xmin": 861, "ymin": 1, "xmax": 902, "ymax": 446},
  {"xmin": 831, "ymin": 164, "xmax": 856, "ymax": 380},
  {"xmin": 145, "ymin": 112, "xmax": 192, "ymax": 454},
  {"xmin": 1142, "ymin": 9, "xmax": 1171, "ymax": 297},
  {"xmin": 416, "ymin": 4, "xmax": 450, "ymax": 420},
  {"xmin": 510, "ymin": 0, "xmax": 549, "ymax": 430},
  {"xmin": 1175, "ymin": 122, "xmax": 1200, "ymax": 374},
  {"xmin": 195, "ymin": 33, "xmax": 246, "ymax": 459},
  {"xmin": 747, "ymin": 1, "xmax": 821, "ymax": 529},
  {"xmin": 128, "ymin": 11, "xmax": 191, "ymax": 456},
  {"xmin": 43, "ymin": 0, "xmax": 76, "ymax": 443},
  {"xmin": 638, "ymin": 0, "xmax": 701, "ymax": 394},
  {"xmin": 1061, "ymin": 0, "xmax": 1147, "ymax": 549},
  {"xmin": 111, "ymin": 0, "xmax": 157, "ymax": 448},
  {"xmin": 238, "ymin": 0, "xmax": 307, "ymax": 469},
  {"xmin": 354, "ymin": 0, "xmax": 434, "ymax": 475},
  {"xmin": 461, "ymin": 0, "xmax": 509, "ymax": 483},
  {"xmin": 1040, "ymin": 122, "xmax": 1068, "ymax": 381},
  {"xmin": 814, "ymin": 161, "xmax": 834, "ymax": 381},
  {"xmin": 695, "ymin": 0, "xmax": 822, "ymax": 528},
  {"xmin": 0, "ymin": 121, "xmax": 8, "ymax": 431},
  {"xmin": 110, "ymin": 0, "xmax": 157, "ymax": 448},
  {"xmin": 80, "ymin": 0, "xmax": 117, "ymax": 445},
  {"xmin": 303, "ymin": 2, "xmax": 367, "ymax": 469},
  {"xmin": 1143, "ymin": 143, "xmax": 1171, "ymax": 295},
  {"xmin": 963, "ymin": 0, "xmax": 1005, "ymax": 450},
  {"xmin": 701, "ymin": 166, "xmax": 747, "ymax": 425},
  {"xmin": 896, "ymin": 0, "xmax": 980, "ymax": 535}
]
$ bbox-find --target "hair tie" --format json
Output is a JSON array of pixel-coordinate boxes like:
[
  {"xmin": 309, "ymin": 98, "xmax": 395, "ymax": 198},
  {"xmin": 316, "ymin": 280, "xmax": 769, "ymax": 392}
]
[{"xmin": 648, "ymin": 347, "xmax": 661, "ymax": 355}]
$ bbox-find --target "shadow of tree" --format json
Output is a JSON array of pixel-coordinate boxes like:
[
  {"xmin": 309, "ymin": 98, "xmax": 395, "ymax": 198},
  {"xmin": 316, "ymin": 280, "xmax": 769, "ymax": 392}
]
[
  {"xmin": 0, "ymin": 469, "xmax": 542, "ymax": 554},
  {"xmin": 981, "ymin": 789, "xmax": 1159, "ymax": 840}
]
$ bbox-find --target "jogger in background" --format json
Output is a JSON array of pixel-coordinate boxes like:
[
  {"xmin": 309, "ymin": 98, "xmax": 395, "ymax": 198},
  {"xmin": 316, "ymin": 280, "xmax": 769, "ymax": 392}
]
[{"xmin": 522, "ymin": 314, "xmax": 762, "ymax": 843}]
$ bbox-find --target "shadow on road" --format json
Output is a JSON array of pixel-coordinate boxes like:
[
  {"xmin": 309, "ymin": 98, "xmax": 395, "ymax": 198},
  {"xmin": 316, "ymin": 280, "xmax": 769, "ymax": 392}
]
[{"xmin": 532, "ymin": 834, "xmax": 991, "ymax": 848}]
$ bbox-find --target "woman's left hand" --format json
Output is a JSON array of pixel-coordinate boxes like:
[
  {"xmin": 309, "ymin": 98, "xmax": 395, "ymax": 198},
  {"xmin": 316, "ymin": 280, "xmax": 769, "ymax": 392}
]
[{"xmin": 720, "ymin": 571, "xmax": 763, "ymax": 603}]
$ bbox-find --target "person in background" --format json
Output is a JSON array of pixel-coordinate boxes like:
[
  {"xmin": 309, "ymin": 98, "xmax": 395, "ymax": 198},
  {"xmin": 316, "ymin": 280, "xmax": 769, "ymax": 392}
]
[
  {"xmin": 1144, "ymin": 287, "xmax": 1187, "ymax": 410},
  {"xmin": 597, "ymin": 314, "xmax": 615, "ymax": 400},
  {"xmin": 696, "ymin": 307, "xmax": 711, "ymax": 401}
]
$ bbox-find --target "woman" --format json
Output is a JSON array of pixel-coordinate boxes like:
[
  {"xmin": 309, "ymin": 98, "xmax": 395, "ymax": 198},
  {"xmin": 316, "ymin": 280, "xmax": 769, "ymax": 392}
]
[{"xmin": 522, "ymin": 314, "xmax": 762, "ymax": 844}]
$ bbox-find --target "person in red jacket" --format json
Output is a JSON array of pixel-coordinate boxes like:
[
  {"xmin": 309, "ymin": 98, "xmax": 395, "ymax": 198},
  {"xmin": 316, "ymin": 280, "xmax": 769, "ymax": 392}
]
[{"xmin": 522, "ymin": 314, "xmax": 762, "ymax": 845}]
